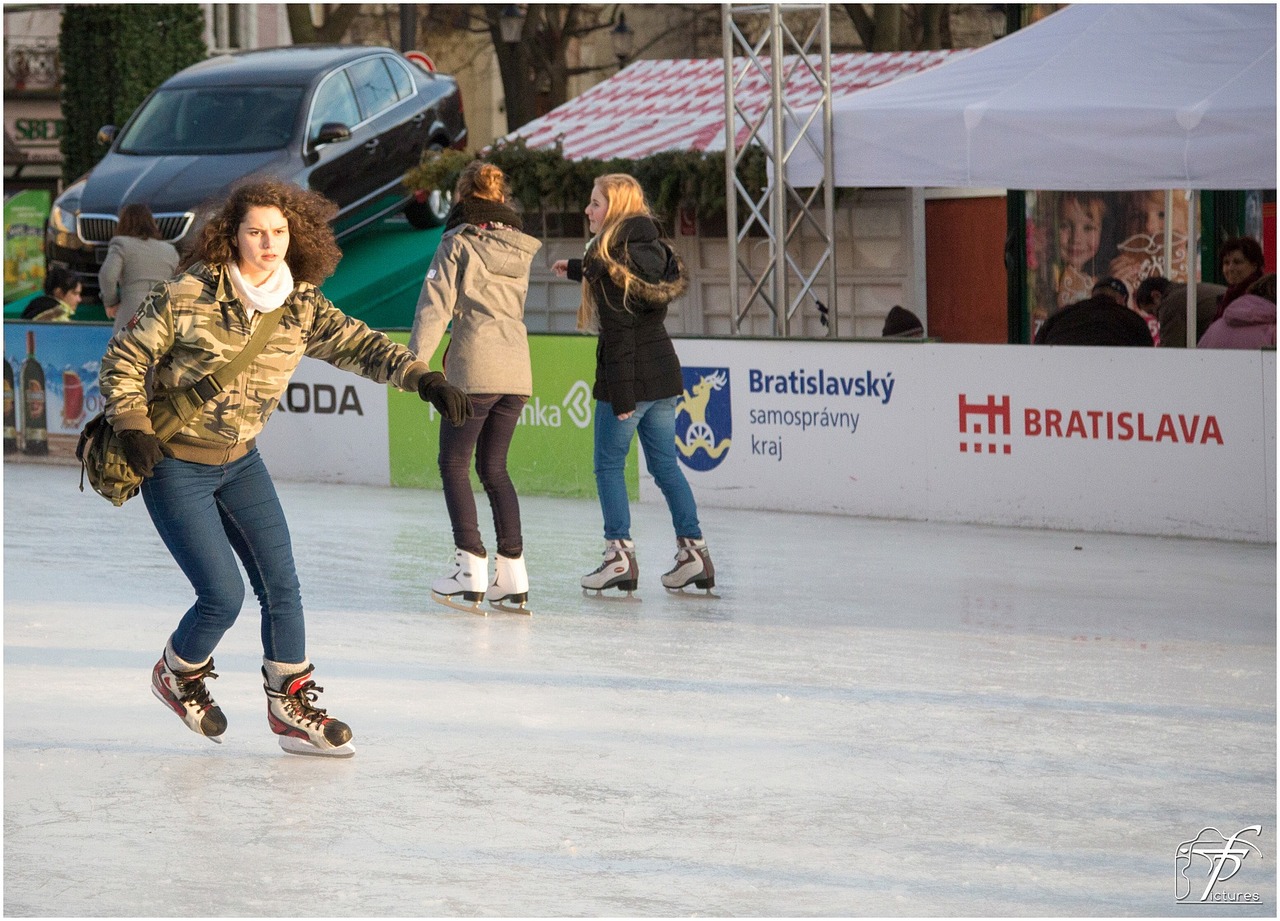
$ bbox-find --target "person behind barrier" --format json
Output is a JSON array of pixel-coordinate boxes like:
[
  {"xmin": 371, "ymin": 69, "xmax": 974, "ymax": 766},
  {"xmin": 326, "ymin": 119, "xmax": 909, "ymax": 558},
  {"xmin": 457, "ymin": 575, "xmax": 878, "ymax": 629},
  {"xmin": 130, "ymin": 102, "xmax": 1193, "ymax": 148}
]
[
  {"xmin": 1198, "ymin": 273, "xmax": 1276, "ymax": 349},
  {"xmin": 1033, "ymin": 276, "xmax": 1153, "ymax": 347},
  {"xmin": 21, "ymin": 265, "xmax": 82, "ymax": 321},
  {"xmin": 881, "ymin": 305, "xmax": 924, "ymax": 338},
  {"xmin": 99, "ymin": 203, "xmax": 180, "ymax": 334},
  {"xmin": 98, "ymin": 178, "xmax": 471, "ymax": 758},
  {"xmin": 1092, "ymin": 273, "xmax": 1159, "ymax": 345},
  {"xmin": 1136, "ymin": 278, "xmax": 1226, "ymax": 348},
  {"xmin": 552, "ymin": 173, "xmax": 716, "ymax": 598},
  {"xmin": 1213, "ymin": 236, "xmax": 1265, "ymax": 322},
  {"xmin": 408, "ymin": 161, "xmax": 541, "ymax": 614}
]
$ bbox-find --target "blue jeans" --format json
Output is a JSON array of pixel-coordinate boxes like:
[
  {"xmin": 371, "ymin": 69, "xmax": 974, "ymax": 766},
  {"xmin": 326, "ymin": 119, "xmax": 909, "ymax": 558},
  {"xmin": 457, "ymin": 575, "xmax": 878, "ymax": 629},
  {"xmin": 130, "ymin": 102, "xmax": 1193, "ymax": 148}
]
[
  {"xmin": 438, "ymin": 393, "xmax": 527, "ymax": 558},
  {"xmin": 142, "ymin": 449, "xmax": 304, "ymax": 664},
  {"xmin": 594, "ymin": 397, "xmax": 701, "ymax": 542}
]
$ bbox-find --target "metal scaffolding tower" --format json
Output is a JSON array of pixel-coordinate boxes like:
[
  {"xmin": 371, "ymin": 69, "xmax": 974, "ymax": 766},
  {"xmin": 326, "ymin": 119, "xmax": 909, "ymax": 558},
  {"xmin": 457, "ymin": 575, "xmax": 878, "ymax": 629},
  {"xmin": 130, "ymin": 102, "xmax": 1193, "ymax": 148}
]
[{"xmin": 722, "ymin": 3, "xmax": 835, "ymax": 337}]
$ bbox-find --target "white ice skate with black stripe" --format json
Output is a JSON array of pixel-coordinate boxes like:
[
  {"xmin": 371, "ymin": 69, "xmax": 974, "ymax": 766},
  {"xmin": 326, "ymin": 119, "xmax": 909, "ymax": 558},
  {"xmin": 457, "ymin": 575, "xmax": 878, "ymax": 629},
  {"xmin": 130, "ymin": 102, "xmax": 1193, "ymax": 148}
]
[
  {"xmin": 487, "ymin": 553, "xmax": 532, "ymax": 615},
  {"xmin": 431, "ymin": 548, "xmax": 488, "ymax": 614},
  {"xmin": 581, "ymin": 539, "xmax": 640, "ymax": 601}
]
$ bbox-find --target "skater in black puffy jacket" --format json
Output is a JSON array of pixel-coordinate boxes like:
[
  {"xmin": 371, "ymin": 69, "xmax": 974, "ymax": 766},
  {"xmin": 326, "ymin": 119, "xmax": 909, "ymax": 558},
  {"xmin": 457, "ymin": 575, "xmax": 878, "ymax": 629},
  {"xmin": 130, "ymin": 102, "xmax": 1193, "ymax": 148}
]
[{"xmin": 552, "ymin": 173, "xmax": 716, "ymax": 598}]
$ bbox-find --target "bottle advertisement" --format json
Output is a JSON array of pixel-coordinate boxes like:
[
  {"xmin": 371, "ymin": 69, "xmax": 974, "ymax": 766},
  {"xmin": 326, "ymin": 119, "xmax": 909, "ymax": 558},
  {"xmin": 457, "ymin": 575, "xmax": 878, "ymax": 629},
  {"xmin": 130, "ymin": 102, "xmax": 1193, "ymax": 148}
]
[{"xmin": 2, "ymin": 323, "xmax": 110, "ymax": 459}]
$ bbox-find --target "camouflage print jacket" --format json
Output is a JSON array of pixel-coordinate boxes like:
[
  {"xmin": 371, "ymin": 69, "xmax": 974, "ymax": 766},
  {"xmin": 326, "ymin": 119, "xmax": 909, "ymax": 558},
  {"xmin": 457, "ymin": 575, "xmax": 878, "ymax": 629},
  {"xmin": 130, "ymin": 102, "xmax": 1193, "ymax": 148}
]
[{"xmin": 100, "ymin": 261, "xmax": 431, "ymax": 465}]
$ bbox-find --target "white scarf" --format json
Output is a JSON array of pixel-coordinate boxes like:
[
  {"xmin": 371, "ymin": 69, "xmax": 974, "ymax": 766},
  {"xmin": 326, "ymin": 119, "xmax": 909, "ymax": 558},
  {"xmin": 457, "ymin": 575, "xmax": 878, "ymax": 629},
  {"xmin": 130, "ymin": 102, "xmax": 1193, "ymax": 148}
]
[{"xmin": 227, "ymin": 262, "xmax": 294, "ymax": 316}]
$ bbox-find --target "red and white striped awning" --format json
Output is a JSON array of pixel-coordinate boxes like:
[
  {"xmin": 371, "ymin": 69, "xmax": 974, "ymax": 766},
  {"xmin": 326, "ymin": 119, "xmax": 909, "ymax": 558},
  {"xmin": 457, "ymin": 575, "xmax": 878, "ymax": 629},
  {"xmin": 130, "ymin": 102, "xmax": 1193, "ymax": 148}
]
[{"xmin": 506, "ymin": 51, "xmax": 968, "ymax": 161}]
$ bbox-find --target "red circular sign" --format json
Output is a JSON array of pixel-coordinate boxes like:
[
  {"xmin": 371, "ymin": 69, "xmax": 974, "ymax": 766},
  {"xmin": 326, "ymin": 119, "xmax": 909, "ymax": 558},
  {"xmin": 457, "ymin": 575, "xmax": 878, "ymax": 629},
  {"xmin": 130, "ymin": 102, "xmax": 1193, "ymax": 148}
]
[{"xmin": 404, "ymin": 51, "xmax": 434, "ymax": 73}]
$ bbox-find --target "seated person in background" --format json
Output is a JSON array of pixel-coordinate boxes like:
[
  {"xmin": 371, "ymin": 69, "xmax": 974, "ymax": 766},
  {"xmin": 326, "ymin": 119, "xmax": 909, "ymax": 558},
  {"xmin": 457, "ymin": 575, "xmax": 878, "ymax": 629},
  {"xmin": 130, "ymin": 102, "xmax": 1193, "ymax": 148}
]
[
  {"xmin": 1198, "ymin": 273, "xmax": 1276, "ymax": 349},
  {"xmin": 21, "ymin": 266, "xmax": 82, "ymax": 322},
  {"xmin": 1033, "ymin": 276, "xmax": 1154, "ymax": 347},
  {"xmin": 1134, "ymin": 276, "xmax": 1171, "ymax": 321},
  {"xmin": 881, "ymin": 305, "xmax": 924, "ymax": 338},
  {"xmin": 1141, "ymin": 278, "xmax": 1227, "ymax": 348},
  {"xmin": 1213, "ymin": 236, "xmax": 1265, "ymax": 321}
]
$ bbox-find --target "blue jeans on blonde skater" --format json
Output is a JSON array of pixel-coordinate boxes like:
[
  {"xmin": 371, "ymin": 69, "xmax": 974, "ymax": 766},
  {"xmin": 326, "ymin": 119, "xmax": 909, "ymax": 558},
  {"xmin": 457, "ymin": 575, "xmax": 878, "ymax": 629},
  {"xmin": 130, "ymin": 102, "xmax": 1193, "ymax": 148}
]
[
  {"xmin": 142, "ymin": 450, "xmax": 354, "ymax": 755},
  {"xmin": 582, "ymin": 398, "xmax": 716, "ymax": 595}
]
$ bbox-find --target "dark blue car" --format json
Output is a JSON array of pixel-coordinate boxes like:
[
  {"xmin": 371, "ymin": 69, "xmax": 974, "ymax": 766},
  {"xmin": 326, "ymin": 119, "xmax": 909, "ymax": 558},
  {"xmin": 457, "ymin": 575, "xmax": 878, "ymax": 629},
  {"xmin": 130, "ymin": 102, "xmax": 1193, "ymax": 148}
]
[{"xmin": 46, "ymin": 44, "xmax": 466, "ymax": 299}]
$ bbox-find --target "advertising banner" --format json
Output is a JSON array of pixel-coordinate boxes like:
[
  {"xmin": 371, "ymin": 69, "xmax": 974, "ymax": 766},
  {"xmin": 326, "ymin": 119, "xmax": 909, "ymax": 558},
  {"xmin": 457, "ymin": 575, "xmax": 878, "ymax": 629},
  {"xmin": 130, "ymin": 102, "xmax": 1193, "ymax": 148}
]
[
  {"xmin": 3, "ymin": 322, "xmax": 111, "ymax": 459},
  {"xmin": 4, "ymin": 324, "xmax": 1271, "ymax": 542},
  {"xmin": 385, "ymin": 332, "xmax": 627, "ymax": 499},
  {"xmin": 663, "ymin": 339, "xmax": 931, "ymax": 519},
  {"xmin": 926, "ymin": 344, "xmax": 1269, "ymax": 540},
  {"xmin": 254, "ymin": 357, "xmax": 391, "ymax": 486},
  {"xmin": 4, "ymin": 189, "xmax": 51, "ymax": 302},
  {"xmin": 652, "ymin": 337, "xmax": 1272, "ymax": 542}
]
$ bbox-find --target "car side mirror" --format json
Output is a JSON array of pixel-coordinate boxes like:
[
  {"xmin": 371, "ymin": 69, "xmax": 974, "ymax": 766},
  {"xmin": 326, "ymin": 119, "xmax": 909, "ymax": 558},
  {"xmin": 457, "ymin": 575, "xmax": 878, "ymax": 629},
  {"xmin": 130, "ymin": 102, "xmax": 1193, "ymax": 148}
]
[
  {"xmin": 313, "ymin": 122, "xmax": 351, "ymax": 146},
  {"xmin": 96, "ymin": 125, "xmax": 117, "ymax": 146}
]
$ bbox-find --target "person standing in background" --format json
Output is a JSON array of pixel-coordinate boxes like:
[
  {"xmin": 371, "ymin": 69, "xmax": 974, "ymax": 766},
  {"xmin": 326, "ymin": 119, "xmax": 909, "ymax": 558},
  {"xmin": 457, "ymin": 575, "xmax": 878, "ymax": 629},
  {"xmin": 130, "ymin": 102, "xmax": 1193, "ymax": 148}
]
[
  {"xmin": 99, "ymin": 203, "xmax": 181, "ymax": 334},
  {"xmin": 553, "ymin": 173, "xmax": 716, "ymax": 598},
  {"xmin": 409, "ymin": 162, "xmax": 541, "ymax": 614}
]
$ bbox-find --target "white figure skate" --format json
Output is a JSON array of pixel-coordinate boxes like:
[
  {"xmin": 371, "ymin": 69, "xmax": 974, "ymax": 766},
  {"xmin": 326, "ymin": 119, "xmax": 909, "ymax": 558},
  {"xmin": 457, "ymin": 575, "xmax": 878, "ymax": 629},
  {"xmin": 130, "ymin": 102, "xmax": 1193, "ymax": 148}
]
[
  {"xmin": 487, "ymin": 553, "xmax": 532, "ymax": 615},
  {"xmin": 431, "ymin": 548, "xmax": 489, "ymax": 614}
]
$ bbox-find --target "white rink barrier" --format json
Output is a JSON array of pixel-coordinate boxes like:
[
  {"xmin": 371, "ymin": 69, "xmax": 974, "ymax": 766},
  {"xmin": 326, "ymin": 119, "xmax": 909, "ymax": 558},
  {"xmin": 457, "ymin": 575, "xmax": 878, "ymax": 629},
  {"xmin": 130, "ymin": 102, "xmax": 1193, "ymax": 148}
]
[
  {"xmin": 249, "ymin": 340, "xmax": 1274, "ymax": 543},
  {"xmin": 648, "ymin": 341, "xmax": 1276, "ymax": 544},
  {"xmin": 255, "ymin": 358, "xmax": 391, "ymax": 487}
]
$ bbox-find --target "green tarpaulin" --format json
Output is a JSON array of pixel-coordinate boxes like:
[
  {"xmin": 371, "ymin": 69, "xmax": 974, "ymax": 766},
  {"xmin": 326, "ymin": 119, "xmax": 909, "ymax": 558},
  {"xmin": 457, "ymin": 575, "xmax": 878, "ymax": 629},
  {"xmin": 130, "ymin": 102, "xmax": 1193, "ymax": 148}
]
[{"xmin": 321, "ymin": 216, "xmax": 442, "ymax": 330}]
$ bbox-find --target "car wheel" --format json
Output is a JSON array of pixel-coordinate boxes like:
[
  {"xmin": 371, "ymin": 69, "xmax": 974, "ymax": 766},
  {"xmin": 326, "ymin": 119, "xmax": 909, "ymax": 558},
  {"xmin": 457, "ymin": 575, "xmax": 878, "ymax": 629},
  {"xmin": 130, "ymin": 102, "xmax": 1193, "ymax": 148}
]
[{"xmin": 404, "ymin": 188, "xmax": 451, "ymax": 229}]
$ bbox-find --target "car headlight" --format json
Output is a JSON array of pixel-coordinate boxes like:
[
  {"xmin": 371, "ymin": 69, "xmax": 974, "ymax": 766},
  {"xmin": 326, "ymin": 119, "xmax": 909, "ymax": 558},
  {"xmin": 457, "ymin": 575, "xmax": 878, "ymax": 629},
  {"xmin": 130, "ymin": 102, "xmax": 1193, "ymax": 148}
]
[
  {"xmin": 48, "ymin": 180, "xmax": 85, "ymax": 235},
  {"xmin": 49, "ymin": 201, "xmax": 78, "ymax": 234}
]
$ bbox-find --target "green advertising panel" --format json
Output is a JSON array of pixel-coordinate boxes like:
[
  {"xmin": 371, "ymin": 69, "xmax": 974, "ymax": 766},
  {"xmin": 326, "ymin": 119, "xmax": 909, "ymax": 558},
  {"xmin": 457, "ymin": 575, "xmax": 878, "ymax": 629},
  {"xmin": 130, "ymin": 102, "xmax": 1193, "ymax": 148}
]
[
  {"xmin": 4, "ymin": 190, "xmax": 51, "ymax": 303},
  {"xmin": 386, "ymin": 332, "xmax": 637, "ymax": 500}
]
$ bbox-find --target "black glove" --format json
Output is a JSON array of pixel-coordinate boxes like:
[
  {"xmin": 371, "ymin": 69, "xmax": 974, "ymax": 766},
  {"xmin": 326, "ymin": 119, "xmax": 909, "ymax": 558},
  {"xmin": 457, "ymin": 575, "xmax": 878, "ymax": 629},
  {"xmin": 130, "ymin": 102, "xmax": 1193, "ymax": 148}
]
[
  {"xmin": 417, "ymin": 372, "xmax": 473, "ymax": 428},
  {"xmin": 118, "ymin": 430, "xmax": 165, "ymax": 478}
]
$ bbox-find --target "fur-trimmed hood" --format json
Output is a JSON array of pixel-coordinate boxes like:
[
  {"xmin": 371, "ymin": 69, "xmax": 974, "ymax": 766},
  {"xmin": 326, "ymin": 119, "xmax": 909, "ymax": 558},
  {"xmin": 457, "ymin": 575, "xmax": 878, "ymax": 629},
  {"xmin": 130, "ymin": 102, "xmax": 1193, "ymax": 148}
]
[
  {"xmin": 589, "ymin": 216, "xmax": 688, "ymax": 309},
  {"xmin": 602, "ymin": 251, "xmax": 689, "ymax": 307}
]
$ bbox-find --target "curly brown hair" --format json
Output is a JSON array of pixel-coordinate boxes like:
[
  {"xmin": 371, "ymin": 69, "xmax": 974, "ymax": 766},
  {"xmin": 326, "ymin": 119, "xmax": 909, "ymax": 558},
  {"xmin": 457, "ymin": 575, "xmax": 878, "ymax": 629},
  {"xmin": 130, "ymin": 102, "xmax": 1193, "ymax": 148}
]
[{"xmin": 191, "ymin": 179, "xmax": 342, "ymax": 285}]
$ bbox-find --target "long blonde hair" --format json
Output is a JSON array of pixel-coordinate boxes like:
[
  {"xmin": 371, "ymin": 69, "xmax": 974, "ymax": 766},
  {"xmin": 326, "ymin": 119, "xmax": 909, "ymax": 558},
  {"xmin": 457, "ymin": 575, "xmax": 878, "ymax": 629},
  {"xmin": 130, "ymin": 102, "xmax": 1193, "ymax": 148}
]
[{"xmin": 577, "ymin": 174, "xmax": 654, "ymax": 333}]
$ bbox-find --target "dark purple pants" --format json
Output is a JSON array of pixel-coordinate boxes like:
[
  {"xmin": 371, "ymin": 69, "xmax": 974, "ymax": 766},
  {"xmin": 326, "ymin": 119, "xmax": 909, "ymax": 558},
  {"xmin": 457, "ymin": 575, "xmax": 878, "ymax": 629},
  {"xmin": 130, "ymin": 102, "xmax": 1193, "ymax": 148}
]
[{"xmin": 438, "ymin": 392, "xmax": 527, "ymax": 559}]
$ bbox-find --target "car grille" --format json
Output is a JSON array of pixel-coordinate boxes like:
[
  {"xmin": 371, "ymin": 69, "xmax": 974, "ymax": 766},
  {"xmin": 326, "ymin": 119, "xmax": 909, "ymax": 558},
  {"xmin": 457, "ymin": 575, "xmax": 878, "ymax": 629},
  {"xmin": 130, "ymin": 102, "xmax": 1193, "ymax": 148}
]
[{"xmin": 77, "ymin": 213, "xmax": 194, "ymax": 246}]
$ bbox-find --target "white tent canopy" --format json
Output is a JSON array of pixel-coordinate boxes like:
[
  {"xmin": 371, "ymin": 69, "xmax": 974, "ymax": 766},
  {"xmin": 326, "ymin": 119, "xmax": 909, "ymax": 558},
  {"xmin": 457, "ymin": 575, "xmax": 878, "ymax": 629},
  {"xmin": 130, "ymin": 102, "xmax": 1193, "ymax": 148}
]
[{"xmin": 787, "ymin": 3, "xmax": 1277, "ymax": 191}]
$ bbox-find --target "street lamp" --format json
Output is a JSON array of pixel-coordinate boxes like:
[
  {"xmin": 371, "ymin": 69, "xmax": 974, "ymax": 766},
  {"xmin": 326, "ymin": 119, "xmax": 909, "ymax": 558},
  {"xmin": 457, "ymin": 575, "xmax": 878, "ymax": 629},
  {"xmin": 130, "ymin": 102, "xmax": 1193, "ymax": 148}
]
[
  {"xmin": 610, "ymin": 12, "xmax": 634, "ymax": 66},
  {"xmin": 499, "ymin": 5, "xmax": 526, "ymax": 44}
]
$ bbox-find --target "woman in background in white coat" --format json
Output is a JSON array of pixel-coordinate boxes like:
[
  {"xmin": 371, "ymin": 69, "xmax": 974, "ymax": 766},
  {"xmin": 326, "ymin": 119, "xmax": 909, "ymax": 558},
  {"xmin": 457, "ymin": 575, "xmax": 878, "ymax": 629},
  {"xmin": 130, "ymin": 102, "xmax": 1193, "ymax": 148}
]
[
  {"xmin": 409, "ymin": 161, "xmax": 542, "ymax": 614},
  {"xmin": 99, "ymin": 203, "xmax": 179, "ymax": 333}
]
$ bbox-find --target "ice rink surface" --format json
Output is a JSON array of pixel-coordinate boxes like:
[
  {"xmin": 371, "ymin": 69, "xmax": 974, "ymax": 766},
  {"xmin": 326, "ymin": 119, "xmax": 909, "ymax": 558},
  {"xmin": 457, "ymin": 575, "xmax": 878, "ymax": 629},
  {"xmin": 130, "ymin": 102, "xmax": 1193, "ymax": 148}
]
[{"xmin": 3, "ymin": 461, "xmax": 1275, "ymax": 917}]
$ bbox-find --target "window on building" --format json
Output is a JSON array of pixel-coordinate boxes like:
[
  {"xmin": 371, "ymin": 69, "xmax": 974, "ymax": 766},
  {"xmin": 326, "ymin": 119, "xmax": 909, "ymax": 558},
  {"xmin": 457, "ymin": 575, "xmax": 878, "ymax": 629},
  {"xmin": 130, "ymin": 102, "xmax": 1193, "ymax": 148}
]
[{"xmin": 208, "ymin": 4, "xmax": 250, "ymax": 53}]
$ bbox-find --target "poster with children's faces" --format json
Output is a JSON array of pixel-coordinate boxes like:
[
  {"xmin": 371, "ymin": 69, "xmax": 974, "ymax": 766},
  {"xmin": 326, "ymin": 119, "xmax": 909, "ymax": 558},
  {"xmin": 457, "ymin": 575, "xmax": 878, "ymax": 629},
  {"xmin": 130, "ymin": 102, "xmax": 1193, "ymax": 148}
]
[{"xmin": 1025, "ymin": 190, "xmax": 1191, "ymax": 332}]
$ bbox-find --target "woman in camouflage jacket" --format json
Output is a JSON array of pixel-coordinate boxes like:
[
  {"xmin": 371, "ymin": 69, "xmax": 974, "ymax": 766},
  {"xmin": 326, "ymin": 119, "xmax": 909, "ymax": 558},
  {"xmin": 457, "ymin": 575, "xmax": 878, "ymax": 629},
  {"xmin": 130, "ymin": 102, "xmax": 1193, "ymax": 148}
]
[{"xmin": 100, "ymin": 179, "xmax": 472, "ymax": 758}]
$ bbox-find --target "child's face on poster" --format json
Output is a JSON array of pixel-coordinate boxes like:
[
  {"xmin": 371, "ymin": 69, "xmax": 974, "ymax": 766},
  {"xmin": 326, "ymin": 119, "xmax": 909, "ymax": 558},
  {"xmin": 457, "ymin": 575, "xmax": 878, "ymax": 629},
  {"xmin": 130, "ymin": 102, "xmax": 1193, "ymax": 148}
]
[{"xmin": 1058, "ymin": 198, "xmax": 1103, "ymax": 270}]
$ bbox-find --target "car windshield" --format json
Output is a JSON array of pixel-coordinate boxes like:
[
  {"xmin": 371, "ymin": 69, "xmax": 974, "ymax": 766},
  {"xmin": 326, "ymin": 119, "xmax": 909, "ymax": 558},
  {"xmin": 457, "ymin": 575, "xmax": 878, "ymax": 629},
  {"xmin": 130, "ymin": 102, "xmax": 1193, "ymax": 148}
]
[{"xmin": 117, "ymin": 86, "xmax": 306, "ymax": 155}]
